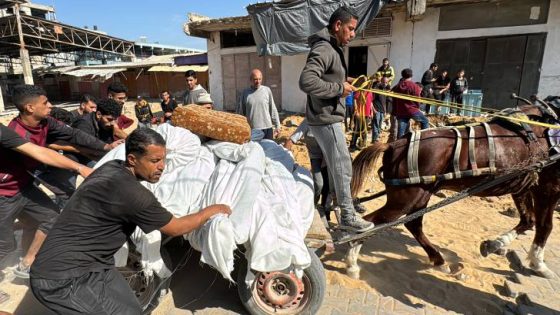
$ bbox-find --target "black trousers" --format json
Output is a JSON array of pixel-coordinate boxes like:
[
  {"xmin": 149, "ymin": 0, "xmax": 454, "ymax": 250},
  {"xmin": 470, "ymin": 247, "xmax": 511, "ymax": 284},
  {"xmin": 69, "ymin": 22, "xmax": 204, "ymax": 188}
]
[
  {"xmin": 31, "ymin": 268, "xmax": 142, "ymax": 315},
  {"xmin": 310, "ymin": 158, "xmax": 329, "ymax": 207},
  {"xmin": 0, "ymin": 184, "xmax": 59, "ymax": 262}
]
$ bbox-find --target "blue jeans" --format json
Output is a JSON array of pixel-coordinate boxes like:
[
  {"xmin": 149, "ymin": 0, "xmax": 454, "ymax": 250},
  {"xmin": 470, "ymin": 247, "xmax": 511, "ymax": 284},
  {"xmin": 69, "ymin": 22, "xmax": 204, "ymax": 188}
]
[
  {"xmin": 371, "ymin": 112, "xmax": 384, "ymax": 142},
  {"xmin": 397, "ymin": 112, "xmax": 429, "ymax": 138}
]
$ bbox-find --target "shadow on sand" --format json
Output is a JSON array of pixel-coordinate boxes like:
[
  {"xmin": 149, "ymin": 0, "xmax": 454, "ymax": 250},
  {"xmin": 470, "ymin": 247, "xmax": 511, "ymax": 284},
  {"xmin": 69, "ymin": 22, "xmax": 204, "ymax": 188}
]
[{"xmin": 323, "ymin": 228, "xmax": 516, "ymax": 315}]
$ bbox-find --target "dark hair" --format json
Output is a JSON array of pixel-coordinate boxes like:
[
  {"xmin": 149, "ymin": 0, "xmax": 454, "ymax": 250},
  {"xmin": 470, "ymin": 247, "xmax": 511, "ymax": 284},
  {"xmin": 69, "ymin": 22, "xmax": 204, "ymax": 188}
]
[
  {"xmin": 161, "ymin": 90, "xmax": 170, "ymax": 95},
  {"xmin": 50, "ymin": 107, "xmax": 73, "ymax": 125},
  {"xmin": 185, "ymin": 70, "xmax": 197, "ymax": 79},
  {"xmin": 382, "ymin": 58, "xmax": 389, "ymax": 63},
  {"xmin": 125, "ymin": 128, "xmax": 166, "ymax": 158},
  {"xmin": 430, "ymin": 63, "xmax": 438, "ymax": 69},
  {"xmin": 96, "ymin": 98, "xmax": 122, "ymax": 118},
  {"xmin": 12, "ymin": 84, "xmax": 47, "ymax": 112},
  {"xmin": 401, "ymin": 68, "xmax": 413, "ymax": 79},
  {"xmin": 328, "ymin": 6, "xmax": 358, "ymax": 31},
  {"xmin": 107, "ymin": 81, "xmax": 128, "ymax": 94},
  {"xmin": 80, "ymin": 94, "xmax": 97, "ymax": 104}
]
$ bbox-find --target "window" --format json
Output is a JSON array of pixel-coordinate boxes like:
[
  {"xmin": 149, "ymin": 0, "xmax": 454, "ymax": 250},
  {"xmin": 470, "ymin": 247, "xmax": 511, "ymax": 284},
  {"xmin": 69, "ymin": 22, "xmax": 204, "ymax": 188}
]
[{"xmin": 220, "ymin": 30, "xmax": 256, "ymax": 48}]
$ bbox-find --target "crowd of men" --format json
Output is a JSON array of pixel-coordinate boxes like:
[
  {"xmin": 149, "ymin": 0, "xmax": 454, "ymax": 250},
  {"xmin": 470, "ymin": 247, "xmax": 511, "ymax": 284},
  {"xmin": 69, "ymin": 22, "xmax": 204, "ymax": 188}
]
[
  {"xmin": 0, "ymin": 5, "xmax": 471, "ymax": 314},
  {"xmin": 343, "ymin": 60, "xmax": 471, "ymax": 149}
]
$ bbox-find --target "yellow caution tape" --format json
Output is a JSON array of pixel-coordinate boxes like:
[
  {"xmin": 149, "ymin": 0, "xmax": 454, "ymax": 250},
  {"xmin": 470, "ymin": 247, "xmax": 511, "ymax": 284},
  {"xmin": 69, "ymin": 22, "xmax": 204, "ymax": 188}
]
[{"xmin": 351, "ymin": 75, "xmax": 560, "ymax": 129}]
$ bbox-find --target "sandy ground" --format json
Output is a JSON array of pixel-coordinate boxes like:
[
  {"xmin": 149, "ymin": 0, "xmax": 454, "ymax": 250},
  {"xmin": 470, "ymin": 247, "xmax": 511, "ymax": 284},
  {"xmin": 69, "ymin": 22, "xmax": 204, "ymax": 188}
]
[
  {"xmin": 1, "ymin": 112, "xmax": 559, "ymax": 314},
  {"xmin": 278, "ymin": 114, "xmax": 559, "ymax": 315}
]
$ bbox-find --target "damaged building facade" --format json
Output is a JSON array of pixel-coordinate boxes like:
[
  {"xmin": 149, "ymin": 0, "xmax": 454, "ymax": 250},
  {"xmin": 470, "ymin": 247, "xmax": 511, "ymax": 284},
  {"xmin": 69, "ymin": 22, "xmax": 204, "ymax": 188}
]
[{"xmin": 186, "ymin": 0, "xmax": 560, "ymax": 113}]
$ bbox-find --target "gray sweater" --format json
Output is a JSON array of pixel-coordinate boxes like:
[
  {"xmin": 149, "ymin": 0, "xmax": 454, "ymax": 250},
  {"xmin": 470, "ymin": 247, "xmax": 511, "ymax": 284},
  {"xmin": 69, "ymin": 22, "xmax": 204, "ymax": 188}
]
[
  {"xmin": 237, "ymin": 85, "xmax": 280, "ymax": 130},
  {"xmin": 299, "ymin": 29, "xmax": 347, "ymax": 126}
]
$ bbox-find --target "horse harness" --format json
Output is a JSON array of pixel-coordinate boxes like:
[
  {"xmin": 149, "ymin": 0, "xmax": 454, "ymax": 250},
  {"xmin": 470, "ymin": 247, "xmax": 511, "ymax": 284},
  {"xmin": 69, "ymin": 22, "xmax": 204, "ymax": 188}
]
[{"xmin": 383, "ymin": 110, "xmax": 547, "ymax": 186}]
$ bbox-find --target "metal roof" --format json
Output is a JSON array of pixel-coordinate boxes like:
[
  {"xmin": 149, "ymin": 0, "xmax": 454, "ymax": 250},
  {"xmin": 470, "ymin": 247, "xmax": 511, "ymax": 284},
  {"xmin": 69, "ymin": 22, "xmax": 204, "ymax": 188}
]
[
  {"xmin": 147, "ymin": 65, "xmax": 208, "ymax": 72},
  {"xmin": 0, "ymin": 14, "xmax": 135, "ymax": 58}
]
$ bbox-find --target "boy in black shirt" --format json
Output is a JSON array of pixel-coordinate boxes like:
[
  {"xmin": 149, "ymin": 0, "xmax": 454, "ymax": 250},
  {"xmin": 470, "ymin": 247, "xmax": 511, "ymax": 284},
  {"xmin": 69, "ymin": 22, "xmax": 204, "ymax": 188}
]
[
  {"xmin": 30, "ymin": 128, "xmax": 231, "ymax": 315},
  {"xmin": 161, "ymin": 90, "xmax": 178, "ymax": 122}
]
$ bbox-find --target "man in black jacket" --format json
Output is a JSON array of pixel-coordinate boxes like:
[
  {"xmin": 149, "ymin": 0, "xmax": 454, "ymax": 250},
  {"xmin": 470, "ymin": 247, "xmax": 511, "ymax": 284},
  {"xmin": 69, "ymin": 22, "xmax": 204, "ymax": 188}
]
[{"xmin": 299, "ymin": 7, "xmax": 373, "ymax": 233}]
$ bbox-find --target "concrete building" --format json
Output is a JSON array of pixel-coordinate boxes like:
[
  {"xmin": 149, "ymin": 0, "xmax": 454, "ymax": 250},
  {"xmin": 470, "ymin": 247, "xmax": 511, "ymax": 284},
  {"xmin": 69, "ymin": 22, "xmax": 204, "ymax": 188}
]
[{"xmin": 186, "ymin": 0, "xmax": 560, "ymax": 112}]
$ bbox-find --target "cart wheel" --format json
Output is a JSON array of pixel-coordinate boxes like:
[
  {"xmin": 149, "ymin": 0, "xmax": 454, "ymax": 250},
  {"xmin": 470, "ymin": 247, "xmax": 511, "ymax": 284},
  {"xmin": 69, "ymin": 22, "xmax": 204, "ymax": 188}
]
[
  {"xmin": 237, "ymin": 248, "xmax": 326, "ymax": 315},
  {"xmin": 118, "ymin": 248, "xmax": 165, "ymax": 315}
]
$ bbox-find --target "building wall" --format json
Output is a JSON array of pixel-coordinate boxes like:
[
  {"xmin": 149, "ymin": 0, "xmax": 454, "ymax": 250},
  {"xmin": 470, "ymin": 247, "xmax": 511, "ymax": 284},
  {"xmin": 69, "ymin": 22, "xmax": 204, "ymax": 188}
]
[
  {"xmin": 207, "ymin": 32, "xmax": 224, "ymax": 110},
  {"xmin": 281, "ymin": 54, "xmax": 308, "ymax": 113},
  {"xmin": 205, "ymin": 0, "xmax": 560, "ymax": 113}
]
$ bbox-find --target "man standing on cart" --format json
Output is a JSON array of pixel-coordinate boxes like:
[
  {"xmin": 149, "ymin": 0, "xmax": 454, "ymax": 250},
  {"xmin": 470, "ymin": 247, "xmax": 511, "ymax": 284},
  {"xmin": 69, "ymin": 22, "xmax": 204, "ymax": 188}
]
[{"xmin": 299, "ymin": 7, "xmax": 374, "ymax": 233}]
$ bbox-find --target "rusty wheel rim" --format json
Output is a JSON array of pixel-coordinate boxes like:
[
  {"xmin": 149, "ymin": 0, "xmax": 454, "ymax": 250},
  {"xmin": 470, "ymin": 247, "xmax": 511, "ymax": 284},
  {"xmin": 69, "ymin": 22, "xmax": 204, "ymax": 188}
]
[{"xmin": 252, "ymin": 270, "xmax": 311, "ymax": 314}]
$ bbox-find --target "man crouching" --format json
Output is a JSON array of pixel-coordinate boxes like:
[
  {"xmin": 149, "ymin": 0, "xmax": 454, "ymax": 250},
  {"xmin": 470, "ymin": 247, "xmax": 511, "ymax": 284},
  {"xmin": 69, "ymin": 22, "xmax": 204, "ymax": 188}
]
[{"xmin": 30, "ymin": 128, "xmax": 231, "ymax": 314}]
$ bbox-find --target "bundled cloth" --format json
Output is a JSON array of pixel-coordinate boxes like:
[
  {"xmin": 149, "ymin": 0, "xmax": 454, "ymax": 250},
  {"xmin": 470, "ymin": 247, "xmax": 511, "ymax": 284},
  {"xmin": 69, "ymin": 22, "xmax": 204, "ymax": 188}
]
[{"xmin": 95, "ymin": 124, "xmax": 314, "ymax": 281}]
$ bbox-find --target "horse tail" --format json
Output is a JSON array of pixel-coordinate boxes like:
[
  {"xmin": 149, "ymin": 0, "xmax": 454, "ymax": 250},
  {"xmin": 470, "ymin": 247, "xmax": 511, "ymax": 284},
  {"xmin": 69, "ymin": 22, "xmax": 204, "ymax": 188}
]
[{"xmin": 351, "ymin": 142, "xmax": 391, "ymax": 197}]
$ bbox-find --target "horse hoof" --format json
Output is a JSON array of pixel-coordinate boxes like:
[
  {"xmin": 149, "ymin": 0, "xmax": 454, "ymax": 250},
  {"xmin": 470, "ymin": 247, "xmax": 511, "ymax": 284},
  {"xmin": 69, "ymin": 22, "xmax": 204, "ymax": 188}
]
[
  {"xmin": 480, "ymin": 240, "xmax": 500, "ymax": 257},
  {"xmin": 434, "ymin": 264, "xmax": 451, "ymax": 274},
  {"xmin": 480, "ymin": 241, "xmax": 490, "ymax": 257}
]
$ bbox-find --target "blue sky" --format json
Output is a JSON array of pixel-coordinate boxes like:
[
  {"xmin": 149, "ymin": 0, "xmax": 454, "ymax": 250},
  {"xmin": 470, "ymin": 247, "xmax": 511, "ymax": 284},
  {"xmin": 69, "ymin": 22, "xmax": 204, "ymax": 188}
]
[{"xmin": 41, "ymin": 0, "xmax": 252, "ymax": 50}]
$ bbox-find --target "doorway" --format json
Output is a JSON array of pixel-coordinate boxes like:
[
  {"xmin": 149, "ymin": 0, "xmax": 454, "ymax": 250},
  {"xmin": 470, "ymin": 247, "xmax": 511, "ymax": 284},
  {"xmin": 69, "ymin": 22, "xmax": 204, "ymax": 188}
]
[
  {"xmin": 435, "ymin": 33, "xmax": 546, "ymax": 109},
  {"xmin": 348, "ymin": 46, "xmax": 368, "ymax": 78}
]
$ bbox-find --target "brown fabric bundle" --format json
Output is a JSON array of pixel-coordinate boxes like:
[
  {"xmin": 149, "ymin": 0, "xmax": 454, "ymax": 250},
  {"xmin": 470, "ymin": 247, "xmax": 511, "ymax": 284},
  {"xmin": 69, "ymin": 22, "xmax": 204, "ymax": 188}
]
[{"xmin": 172, "ymin": 105, "xmax": 251, "ymax": 144}]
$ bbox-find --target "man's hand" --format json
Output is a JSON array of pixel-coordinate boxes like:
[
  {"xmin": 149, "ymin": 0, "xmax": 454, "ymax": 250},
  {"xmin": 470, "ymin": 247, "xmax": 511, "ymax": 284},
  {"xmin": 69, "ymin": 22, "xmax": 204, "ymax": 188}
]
[
  {"xmin": 201, "ymin": 204, "xmax": 232, "ymax": 217},
  {"xmin": 342, "ymin": 82, "xmax": 357, "ymax": 98},
  {"xmin": 273, "ymin": 128, "xmax": 280, "ymax": 139},
  {"xmin": 78, "ymin": 166, "xmax": 94, "ymax": 178},
  {"xmin": 159, "ymin": 204, "xmax": 232, "ymax": 237},
  {"xmin": 284, "ymin": 139, "xmax": 294, "ymax": 151},
  {"xmin": 104, "ymin": 139, "xmax": 125, "ymax": 151}
]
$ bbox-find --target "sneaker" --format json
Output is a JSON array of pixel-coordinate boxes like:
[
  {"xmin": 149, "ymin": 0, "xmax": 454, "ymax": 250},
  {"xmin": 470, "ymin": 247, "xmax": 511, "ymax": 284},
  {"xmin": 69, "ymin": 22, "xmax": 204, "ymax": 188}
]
[
  {"xmin": 340, "ymin": 215, "xmax": 374, "ymax": 233},
  {"xmin": 13, "ymin": 258, "xmax": 30, "ymax": 279}
]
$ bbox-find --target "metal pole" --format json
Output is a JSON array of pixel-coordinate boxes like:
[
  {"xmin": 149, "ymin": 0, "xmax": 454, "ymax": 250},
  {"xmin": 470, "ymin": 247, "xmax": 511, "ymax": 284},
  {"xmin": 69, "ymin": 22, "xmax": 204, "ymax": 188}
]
[
  {"xmin": 0, "ymin": 83, "xmax": 4, "ymax": 112},
  {"xmin": 15, "ymin": 4, "xmax": 34, "ymax": 85}
]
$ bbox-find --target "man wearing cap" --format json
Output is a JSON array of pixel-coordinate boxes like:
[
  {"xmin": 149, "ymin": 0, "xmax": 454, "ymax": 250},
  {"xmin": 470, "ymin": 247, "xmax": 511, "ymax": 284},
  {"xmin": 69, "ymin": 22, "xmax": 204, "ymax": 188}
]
[{"xmin": 237, "ymin": 69, "xmax": 280, "ymax": 140}]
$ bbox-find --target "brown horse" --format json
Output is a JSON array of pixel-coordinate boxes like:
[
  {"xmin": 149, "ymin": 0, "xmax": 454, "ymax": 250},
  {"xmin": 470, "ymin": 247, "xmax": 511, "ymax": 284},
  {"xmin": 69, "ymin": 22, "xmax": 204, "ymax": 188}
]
[{"xmin": 346, "ymin": 104, "xmax": 560, "ymax": 279}]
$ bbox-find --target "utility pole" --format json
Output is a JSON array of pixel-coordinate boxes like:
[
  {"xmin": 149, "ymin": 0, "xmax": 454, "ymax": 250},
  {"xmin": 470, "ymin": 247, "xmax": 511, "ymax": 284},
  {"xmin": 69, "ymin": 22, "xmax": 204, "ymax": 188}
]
[{"xmin": 15, "ymin": 3, "xmax": 34, "ymax": 85}]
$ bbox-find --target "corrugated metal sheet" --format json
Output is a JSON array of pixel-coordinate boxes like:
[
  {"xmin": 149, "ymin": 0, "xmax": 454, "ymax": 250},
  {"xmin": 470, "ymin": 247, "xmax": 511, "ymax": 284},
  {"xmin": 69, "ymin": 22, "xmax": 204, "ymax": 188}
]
[
  {"xmin": 64, "ymin": 68, "xmax": 126, "ymax": 79},
  {"xmin": 147, "ymin": 65, "xmax": 208, "ymax": 72}
]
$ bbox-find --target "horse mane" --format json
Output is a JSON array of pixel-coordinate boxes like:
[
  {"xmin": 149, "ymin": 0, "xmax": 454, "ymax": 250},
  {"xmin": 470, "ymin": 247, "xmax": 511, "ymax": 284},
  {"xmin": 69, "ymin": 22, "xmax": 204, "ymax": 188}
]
[{"xmin": 351, "ymin": 142, "xmax": 391, "ymax": 197}]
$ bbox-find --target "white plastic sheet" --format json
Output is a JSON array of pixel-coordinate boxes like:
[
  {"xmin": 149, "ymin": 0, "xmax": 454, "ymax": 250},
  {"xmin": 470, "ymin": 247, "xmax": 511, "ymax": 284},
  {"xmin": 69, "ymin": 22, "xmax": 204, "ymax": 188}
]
[{"xmin": 96, "ymin": 124, "xmax": 314, "ymax": 280}]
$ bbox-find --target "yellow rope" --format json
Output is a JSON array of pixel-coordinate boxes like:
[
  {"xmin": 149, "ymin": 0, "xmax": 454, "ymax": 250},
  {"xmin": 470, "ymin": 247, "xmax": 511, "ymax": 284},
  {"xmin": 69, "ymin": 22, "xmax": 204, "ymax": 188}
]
[{"xmin": 351, "ymin": 75, "xmax": 560, "ymax": 130}]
